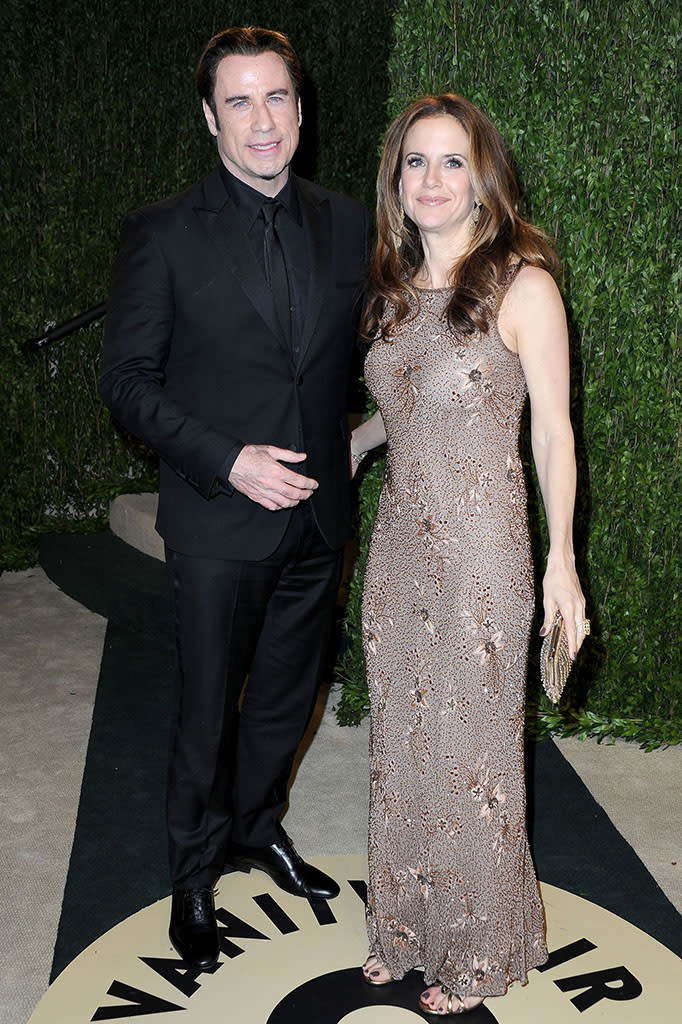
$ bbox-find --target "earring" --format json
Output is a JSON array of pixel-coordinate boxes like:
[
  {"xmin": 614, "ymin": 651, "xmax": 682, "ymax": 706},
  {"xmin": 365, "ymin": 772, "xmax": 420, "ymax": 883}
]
[{"xmin": 468, "ymin": 199, "xmax": 482, "ymax": 236}]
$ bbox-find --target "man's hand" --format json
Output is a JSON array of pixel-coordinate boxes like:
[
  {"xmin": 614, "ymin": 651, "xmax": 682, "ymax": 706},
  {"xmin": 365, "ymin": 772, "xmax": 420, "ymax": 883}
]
[{"xmin": 228, "ymin": 445, "xmax": 318, "ymax": 510}]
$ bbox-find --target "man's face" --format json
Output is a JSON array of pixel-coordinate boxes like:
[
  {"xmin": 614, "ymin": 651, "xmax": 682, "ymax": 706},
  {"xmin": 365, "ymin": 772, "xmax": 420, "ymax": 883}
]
[{"xmin": 203, "ymin": 51, "xmax": 301, "ymax": 196}]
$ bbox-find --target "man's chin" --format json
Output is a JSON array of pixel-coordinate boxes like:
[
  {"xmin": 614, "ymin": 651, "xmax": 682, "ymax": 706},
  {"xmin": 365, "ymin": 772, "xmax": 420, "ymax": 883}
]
[
  {"xmin": 249, "ymin": 163, "xmax": 292, "ymax": 188},
  {"xmin": 223, "ymin": 158, "xmax": 291, "ymax": 191}
]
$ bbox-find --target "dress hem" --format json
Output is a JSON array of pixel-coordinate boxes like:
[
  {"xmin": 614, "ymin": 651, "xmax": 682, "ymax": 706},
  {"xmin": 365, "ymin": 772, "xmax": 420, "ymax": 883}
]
[{"xmin": 367, "ymin": 941, "xmax": 550, "ymax": 1001}]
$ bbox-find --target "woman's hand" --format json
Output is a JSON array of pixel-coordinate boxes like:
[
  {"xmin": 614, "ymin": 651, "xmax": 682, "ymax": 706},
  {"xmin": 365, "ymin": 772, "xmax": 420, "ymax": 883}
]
[
  {"xmin": 349, "ymin": 411, "xmax": 386, "ymax": 478},
  {"xmin": 349, "ymin": 445, "xmax": 366, "ymax": 479},
  {"xmin": 541, "ymin": 561, "xmax": 587, "ymax": 660}
]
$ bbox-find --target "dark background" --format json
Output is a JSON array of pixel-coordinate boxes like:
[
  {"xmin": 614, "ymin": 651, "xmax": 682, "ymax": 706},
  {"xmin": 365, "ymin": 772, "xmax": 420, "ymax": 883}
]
[{"xmin": 1, "ymin": 0, "xmax": 680, "ymax": 740}]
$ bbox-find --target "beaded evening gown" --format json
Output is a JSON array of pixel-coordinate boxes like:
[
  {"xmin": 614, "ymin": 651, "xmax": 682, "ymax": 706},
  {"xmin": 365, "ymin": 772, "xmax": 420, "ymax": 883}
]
[{"xmin": 362, "ymin": 262, "xmax": 548, "ymax": 999}]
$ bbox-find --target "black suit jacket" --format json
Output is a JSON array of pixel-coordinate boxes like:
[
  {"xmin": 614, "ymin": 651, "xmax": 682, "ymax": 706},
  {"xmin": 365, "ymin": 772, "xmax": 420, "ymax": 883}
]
[{"xmin": 99, "ymin": 165, "xmax": 370, "ymax": 559}]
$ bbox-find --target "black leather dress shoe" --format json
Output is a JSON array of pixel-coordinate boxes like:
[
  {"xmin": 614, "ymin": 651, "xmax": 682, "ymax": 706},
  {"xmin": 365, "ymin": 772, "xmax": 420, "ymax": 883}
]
[
  {"xmin": 229, "ymin": 826, "xmax": 340, "ymax": 900},
  {"xmin": 169, "ymin": 887, "xmax": 220, "ymax": 969}
]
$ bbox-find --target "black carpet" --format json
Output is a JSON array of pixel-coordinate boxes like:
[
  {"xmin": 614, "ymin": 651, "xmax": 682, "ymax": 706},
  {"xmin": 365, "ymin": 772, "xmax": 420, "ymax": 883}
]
[
  {"xmin": 40, "ymin": 529, "xmax": 682, "ymax": 981},
  {"xmin": 41, "ymin": 531, "xmax": 173, "ymax": 981}
]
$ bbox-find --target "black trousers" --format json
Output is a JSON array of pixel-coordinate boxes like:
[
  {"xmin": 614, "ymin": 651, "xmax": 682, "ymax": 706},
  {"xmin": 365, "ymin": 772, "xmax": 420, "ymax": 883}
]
[{"xmin": 165, "ymin": 500, "xmax": 343, "ymax": 889}]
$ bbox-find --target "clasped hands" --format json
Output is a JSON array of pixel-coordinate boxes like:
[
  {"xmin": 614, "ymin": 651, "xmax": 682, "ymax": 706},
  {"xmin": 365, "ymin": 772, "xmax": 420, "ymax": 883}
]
[{"xmin": 229, "ymin": 444, "xmax": 318, "ymax": 511}]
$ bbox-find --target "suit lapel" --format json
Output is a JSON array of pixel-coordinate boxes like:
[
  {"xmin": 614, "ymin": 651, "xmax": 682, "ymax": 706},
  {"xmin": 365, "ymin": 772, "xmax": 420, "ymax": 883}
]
[
  {"xmin": 297, "ymin": 178, "xmax": 332, "ymax": 365},
  {"xmin": 192, "ymin": 167, "xmax": 289, "ymax": 354}
]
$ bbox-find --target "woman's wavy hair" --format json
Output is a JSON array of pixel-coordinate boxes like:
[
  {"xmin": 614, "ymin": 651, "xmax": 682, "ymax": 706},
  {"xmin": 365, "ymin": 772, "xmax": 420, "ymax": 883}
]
[{"xmin": 363, "ymin": 94, "xmax": 558, "ymax": 340}]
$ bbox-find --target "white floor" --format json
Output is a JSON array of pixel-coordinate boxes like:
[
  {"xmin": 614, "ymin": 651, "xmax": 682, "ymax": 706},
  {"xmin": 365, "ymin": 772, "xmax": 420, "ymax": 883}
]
[{"xmin": 0, "ymin": 569, "xmax": 106, "ymax": 1024}]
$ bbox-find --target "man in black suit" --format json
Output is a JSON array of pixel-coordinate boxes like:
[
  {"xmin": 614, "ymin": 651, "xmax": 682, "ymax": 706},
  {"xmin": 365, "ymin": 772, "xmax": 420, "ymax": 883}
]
[{"xmin": 99, "ymin": 27, "xmax": 369, "ymax": 970}]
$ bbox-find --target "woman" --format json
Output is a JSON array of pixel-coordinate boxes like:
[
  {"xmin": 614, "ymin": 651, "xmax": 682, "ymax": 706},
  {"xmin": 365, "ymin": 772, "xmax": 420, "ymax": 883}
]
[{"xmin": 350, "ymin": 95, "xmax": 588, "ymax": 1016}]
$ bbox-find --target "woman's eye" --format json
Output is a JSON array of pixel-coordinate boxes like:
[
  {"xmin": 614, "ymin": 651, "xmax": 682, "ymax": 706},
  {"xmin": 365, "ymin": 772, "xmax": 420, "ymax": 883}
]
[
  {"xmin": 446, "ymin": 157, "xmax": 462, "ymax": 168},
  {"xmin": 406, "ymin": 156, "xmax": 423, "ymax": 167}
]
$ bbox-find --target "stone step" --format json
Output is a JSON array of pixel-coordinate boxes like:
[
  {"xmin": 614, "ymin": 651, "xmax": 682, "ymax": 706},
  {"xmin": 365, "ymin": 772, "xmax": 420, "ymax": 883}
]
[
  {"xmin": 108, "ymin": 493, "xmax": 359, "ymax": 601},
  {"xmin": 109, "ymin": 493, "xmax": 164, "ymax": 562}
]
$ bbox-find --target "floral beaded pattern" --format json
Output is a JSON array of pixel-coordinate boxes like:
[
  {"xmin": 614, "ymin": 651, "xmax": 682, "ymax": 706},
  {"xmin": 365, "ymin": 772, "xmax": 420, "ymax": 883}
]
[{"xmin": 362, "ymin": 262, "xmax": 547, "ymax": 998}]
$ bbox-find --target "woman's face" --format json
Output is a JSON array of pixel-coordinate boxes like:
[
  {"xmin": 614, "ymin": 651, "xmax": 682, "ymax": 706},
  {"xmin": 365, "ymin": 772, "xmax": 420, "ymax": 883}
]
[{"xmin": 399, "ymin": 114, "xmax": 476, "ymax": 244}]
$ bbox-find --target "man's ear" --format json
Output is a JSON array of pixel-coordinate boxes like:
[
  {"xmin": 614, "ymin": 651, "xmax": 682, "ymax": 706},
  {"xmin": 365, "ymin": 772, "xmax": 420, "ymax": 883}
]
[{"xmin": 202, "ymin": 98, "xmax": 218, "ymax": 137}]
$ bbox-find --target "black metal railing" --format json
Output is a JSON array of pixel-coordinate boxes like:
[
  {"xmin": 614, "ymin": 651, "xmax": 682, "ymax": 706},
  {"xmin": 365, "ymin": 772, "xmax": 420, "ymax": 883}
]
[{"xmin": 24, "ymin": 301, "xmax": 106, "ymax": 352}]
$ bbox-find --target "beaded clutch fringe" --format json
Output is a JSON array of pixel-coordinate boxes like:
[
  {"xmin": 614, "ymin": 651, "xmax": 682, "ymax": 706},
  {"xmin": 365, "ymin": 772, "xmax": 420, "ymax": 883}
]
[{"xmin": 540, "ymin": 611, "xmax": 572, "ymax": 703}]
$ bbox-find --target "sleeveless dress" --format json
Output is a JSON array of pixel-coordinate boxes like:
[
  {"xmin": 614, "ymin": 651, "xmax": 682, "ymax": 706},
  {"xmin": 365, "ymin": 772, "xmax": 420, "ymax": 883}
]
[{"xmin": 362, "ymin": 262, "xmax": 548, "ymax": 1000}]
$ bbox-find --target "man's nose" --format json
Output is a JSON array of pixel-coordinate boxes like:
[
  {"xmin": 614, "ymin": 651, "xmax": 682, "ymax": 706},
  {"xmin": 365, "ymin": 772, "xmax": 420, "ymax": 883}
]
[{"xmin": 252, "ymin": 102, "xmax": 275, "ymax": 132}]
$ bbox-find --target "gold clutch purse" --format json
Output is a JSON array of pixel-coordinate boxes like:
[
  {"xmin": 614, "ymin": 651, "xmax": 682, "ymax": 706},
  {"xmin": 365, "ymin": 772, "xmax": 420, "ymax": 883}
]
[{"xmin": 540, "ymin": 611, "xmax": 572, "ymax": 703}]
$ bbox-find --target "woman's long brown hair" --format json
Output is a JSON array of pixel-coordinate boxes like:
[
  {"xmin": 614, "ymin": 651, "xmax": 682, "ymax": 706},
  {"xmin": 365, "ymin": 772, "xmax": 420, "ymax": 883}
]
[{"xmin": 363, "ymin": 94, "xmax": 559, "ymax": 341}]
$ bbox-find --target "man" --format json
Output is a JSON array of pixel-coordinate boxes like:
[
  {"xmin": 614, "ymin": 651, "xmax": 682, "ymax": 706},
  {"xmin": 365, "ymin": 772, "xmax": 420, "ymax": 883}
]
[{"xmin": 99, "ymin": 27, "xmax": 369, "ymax": 970}]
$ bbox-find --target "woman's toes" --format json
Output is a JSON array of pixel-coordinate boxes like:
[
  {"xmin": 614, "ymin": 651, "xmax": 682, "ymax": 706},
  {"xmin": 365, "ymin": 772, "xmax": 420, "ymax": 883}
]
[
  {"xmin": 421, "ymin": 985, "xmax": 447, "ymax": 1010},
  {"xmin": 362, "ymin": 954, "xmax": 391, "ymax": 983},
  {"xmin": 421, "ymin": 986, "xmax": 434, "ymax": 1006}
]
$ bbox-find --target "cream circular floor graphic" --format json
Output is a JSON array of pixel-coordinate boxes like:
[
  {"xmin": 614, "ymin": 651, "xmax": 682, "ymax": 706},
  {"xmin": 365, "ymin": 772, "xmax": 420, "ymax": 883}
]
[{"xmin": 30, "ymin": 856, "xmax": 681, "ymax": 1023}]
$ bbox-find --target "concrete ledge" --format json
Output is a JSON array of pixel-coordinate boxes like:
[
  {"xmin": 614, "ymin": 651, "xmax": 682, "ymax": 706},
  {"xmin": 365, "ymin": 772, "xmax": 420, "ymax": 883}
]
[{"xmin": 109, "ymin": 493, "xmax": 164, "ymax": 562}]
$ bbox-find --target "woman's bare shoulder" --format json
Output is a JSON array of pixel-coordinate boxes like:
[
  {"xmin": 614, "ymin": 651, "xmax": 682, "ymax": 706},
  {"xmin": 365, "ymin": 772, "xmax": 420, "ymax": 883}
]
[
  {"xmin": 499, "ymin": 264, "xmax": 565, "ymax": 352},
  {"xmin": 512, "ymin": 263, "xmax": 560, "ymax": 300}
]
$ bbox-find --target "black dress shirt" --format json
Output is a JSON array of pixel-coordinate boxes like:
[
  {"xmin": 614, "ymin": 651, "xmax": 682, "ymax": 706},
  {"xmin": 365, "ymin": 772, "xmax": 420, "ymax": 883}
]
[
  {"xmin": 214, "ymin": 166, "xmax": 311, "ymax": 494},
  {"xmin": 219, "ymin": 165, "xmax": 309, "ymax": 352}
]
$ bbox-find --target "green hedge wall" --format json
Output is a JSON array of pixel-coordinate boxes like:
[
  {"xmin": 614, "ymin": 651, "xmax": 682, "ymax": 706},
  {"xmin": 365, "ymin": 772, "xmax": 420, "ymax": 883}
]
[
  {"xmin": 0, "ymin": 0, "xmax": 392, "ymax": 568},
  {"xmin": 337, "ymin": 0, "xmax": 682, "ymax": 747}
]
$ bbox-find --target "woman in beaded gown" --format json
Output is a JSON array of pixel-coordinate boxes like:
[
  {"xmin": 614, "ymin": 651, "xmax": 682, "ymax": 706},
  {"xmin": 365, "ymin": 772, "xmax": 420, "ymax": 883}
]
[{"xmin": 349, "ymin": 96, "xmax": 588, "ymax": 1016}]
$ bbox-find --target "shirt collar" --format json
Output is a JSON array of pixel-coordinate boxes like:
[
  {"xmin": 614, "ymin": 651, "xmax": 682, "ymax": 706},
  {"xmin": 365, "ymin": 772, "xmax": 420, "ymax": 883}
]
[{"xmin": 219, "ymin": 164, "xmax": 302, "ymax": 229}]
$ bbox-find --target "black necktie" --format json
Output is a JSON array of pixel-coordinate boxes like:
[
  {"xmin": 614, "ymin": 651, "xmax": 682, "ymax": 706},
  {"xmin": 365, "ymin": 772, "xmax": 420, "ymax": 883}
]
[{"xmin": 262, "ymin": 200, "xmax": 291, "ymax": 345}]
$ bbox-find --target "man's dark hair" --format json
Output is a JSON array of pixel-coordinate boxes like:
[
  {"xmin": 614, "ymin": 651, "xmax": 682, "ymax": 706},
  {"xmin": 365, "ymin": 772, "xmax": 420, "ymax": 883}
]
[{"xmin": 196, "ymin": 26, "xmax": 303, "ymax": 122}]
